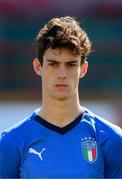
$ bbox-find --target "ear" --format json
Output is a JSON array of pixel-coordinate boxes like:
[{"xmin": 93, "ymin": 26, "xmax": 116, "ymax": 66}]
[
  {"xmin": 80, "ymin": 60, "xmax": 88, "ymax": 78},
  {"xmin": 33, "ymin": 58, "xmax": 42, "ymax": 76}
]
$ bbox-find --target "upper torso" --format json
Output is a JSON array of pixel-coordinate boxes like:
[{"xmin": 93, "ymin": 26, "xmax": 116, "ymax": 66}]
[{"xmin": 0, "ymin": 108, "xmax": 122, "ymax": 178}]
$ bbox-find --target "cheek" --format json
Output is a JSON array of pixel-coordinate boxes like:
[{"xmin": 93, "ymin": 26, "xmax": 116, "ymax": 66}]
[
  {"xmin": 75, "ymin": 69, "xmax": 81, "ymax": 81},
  {"xmin": 72, "ymin": 68, "xmax": 81, "ymax": 79},
  {"xmin": 42, "ymin": 71, "xmax": 54, "ymax": 88},
  {"xmin": 41, "ymin": 67, "xmax": 51, "ymax": 79},
  {"xmin": 69, "ymin": 72, "xmax": 80, "ymax": 87}
]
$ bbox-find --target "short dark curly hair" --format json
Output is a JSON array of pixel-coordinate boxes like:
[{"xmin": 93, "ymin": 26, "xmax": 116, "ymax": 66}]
[{"xmin": 34, "ymin": 16, "xmax": 91, "ymax": 64}]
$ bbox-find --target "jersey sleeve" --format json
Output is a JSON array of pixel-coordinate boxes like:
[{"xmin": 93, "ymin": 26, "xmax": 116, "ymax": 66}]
[
  {"xmin": 0, "ymin": 131, "xmax": 21, "ymax": 178},
  {"xmin": 103, "ymin": 126, "xmax": 122, "ymax": 178}
]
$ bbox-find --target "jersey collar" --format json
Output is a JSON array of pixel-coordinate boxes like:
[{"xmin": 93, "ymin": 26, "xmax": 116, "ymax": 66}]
[{"xmin": 34, "ymin": 112, "xmax": 83, "ymax": 134}]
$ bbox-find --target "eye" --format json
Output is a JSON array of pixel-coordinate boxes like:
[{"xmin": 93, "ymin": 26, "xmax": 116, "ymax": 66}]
[
  {"xmin": 48, "ymin": 62, "xmax": 58, "ymax": 67},
  {"xmin": 67, "ymin": 63, "xmax": 77, "ymax": 67}
]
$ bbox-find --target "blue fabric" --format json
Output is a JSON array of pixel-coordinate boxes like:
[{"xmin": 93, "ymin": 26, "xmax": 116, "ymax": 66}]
[{"xmin": 0, "ymin": 108, "xmax": 122, "ymax": 178}]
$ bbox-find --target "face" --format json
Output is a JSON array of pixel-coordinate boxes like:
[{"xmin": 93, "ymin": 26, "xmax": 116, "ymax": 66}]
[{"xmin": 33, "ymin": 47, "xmax": 88, "ymax": 101}]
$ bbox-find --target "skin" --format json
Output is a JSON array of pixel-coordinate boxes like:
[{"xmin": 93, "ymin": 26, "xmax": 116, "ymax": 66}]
[{"xmin": 33, "ymin": 47, "xmax": 88, "ymax": 127}]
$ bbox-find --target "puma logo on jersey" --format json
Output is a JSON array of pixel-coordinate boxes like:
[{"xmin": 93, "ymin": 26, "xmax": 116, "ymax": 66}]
[{"xmin": 29, "ymin": 148, "xmax": 45, "ymax": 160}]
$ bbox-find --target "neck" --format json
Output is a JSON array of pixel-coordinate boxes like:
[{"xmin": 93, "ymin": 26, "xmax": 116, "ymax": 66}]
[{"xmin": 39, "ymin": 93, "xmax": 83, "ymax": 127}]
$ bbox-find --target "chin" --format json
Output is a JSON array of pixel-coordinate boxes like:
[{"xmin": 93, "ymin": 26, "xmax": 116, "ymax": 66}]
[
  {"xmin": 49, "ymin": 89, "xmax": 74, "ymax": 101},
  {"xmin": 51, "ymin": 94, "xmax": 72, "ymax": 101},
  {"xmin": 56, "ymin": 97, "xmax": 69, "ymax": 101}
]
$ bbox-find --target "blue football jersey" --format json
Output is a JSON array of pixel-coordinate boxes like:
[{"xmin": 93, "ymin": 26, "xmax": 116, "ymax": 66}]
[{"xmin": 0, "ymin": 108, "xmax": 122, "ymax": 178}]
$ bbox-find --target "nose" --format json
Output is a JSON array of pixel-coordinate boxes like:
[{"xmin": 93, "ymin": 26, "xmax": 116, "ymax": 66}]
[{"xmin": 57, "ymin": 66, "xmax": 67, "ymax": 79}]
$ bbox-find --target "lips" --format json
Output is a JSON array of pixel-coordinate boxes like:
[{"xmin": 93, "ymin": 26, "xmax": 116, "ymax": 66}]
[
  {"xmin": 55, "ymin": 84, "xmax": 68, "ymax": 90},
  {"xmin": 55, "ymin": 84, "xmax": 68, "ymax": 87}
]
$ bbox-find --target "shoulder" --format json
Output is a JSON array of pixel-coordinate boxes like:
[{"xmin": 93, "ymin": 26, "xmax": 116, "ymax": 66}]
[
  {"xmin": 0, "ymin": 110, "xmax": 39, "ymax": 178},
  {"xmin": 83, "ymin": 108, "xmax": 122, "ymax": 178},
  {"xmin": 0, "ymin": 110, "xmax": 39, "ymax": 149},
  {"xmin": 82, "ymin": 107, "xmax": 122, "ymax": 149}
]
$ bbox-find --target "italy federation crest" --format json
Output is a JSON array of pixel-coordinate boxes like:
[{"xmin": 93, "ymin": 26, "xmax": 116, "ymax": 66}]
[{"xmin": 81, "ymin": 139, "xmax": 98, "ymax": 163}]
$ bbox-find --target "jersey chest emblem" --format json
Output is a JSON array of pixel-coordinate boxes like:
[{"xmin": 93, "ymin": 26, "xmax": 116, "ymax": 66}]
[
  {"xmin": 29, "ymin": 147, "xmax": 45, "ymax": 160},
  {"xmin": 81, "ymin": 138, "xmax": 98, "ymax": 163}
]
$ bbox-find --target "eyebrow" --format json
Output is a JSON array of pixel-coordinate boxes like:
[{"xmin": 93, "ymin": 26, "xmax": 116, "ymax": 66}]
[
  {"xmin": 47, "ymin": 59, "xmax": 57, "ymax": 63},
  {"xmin": 46, "ymin": 59, "xmax": 78, "ymax": 63}
]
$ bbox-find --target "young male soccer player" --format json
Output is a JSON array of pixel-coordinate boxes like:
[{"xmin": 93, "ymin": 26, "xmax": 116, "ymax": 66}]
[{"xmin": 0, "ymin": 16, "xmax": 122, "ymax": 178}]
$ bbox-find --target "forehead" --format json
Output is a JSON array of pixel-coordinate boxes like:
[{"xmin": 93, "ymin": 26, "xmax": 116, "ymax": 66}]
[{"xmin": 43, "ymin": 47, "xmax": 80, "ymax": 62}]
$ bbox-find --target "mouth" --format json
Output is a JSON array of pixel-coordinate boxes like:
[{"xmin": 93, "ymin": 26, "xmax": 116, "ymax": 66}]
[
  {"xmin": 55, "ymin": 84, "xmax": 68, "ymax": 87},
  {"xmin": 55, "ymin": 84, "xmax": 68, "ymax": 90}
]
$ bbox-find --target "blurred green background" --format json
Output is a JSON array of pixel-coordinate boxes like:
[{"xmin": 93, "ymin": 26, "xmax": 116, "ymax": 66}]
[
  {"xmin": 0, "ymin": 0, "xmax": 122, "ymax": 131},
  {"xmin": 0, "ymin": 0, "xmax": 122, "ymax": 100}
]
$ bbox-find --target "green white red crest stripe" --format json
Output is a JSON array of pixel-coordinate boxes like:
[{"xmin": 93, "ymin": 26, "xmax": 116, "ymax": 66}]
[
  {"xmin": 81, "ymin": 140, "xmax": 97, "ymax": 163},
  {"xmin": 84, "ymin": 146, "xmax": 96, "ymax": 161}
]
